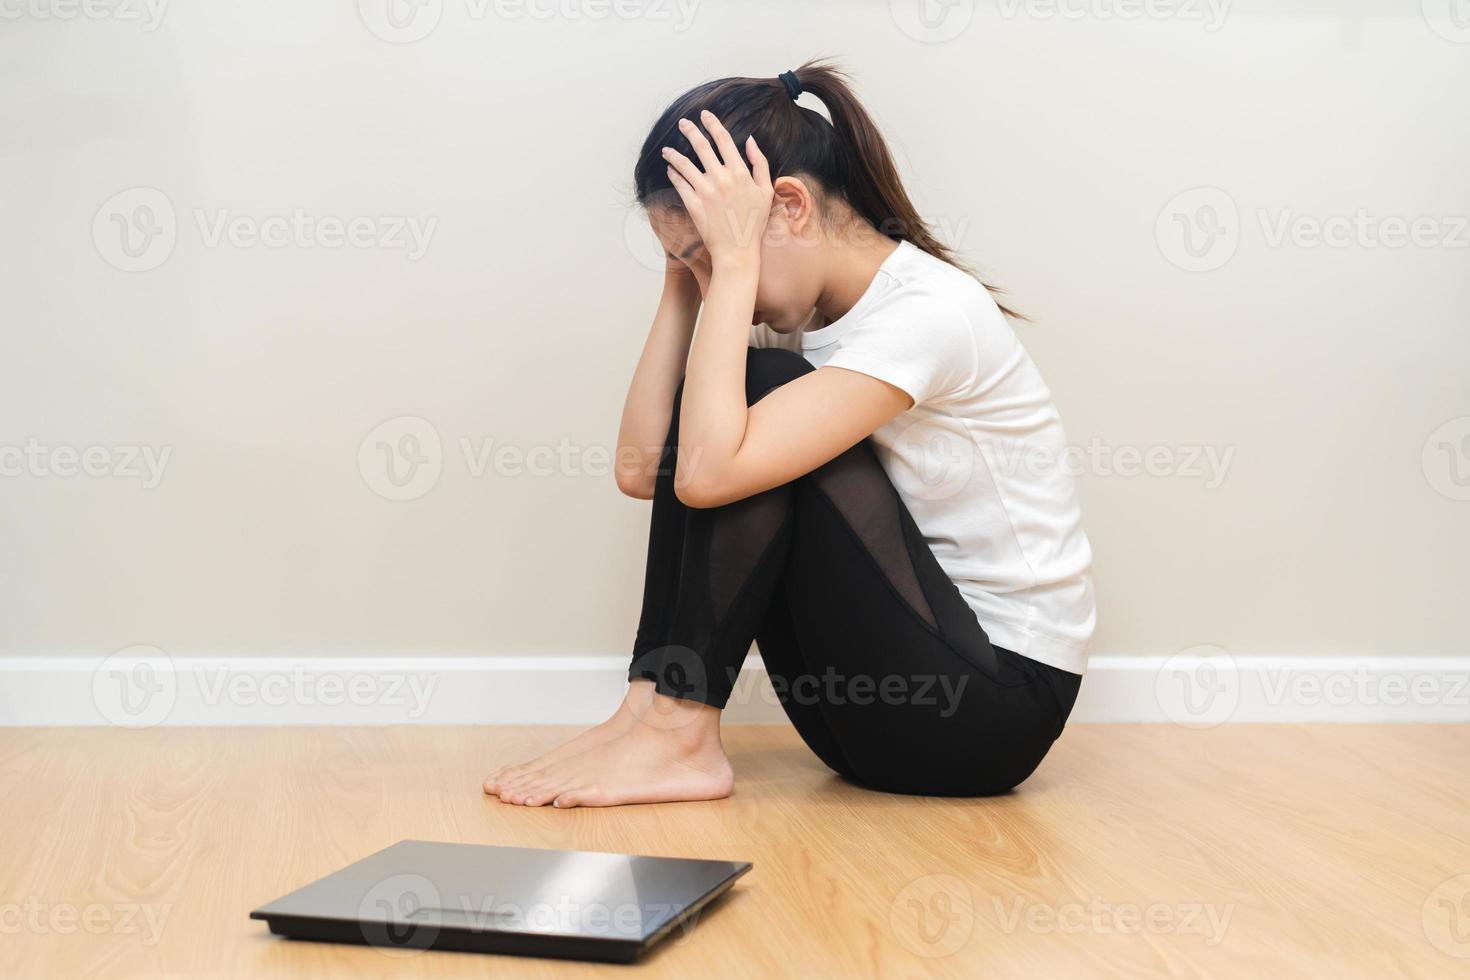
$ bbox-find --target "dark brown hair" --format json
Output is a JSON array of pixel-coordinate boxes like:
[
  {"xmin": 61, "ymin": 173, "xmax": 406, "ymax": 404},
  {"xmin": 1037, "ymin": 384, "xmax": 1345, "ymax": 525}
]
[{"xmin": 633, "ymin": 59, "xmax": 1017, "ymax": 318}]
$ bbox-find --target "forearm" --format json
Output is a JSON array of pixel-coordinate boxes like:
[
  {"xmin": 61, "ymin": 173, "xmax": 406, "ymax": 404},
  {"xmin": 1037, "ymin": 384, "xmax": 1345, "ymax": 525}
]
[
  {"xmin": 614, "ymin": 275, "xmax": 700, "ymax": 498},
  {"xmin": 675, "ymin": 257, "xmax": 760, "ymax": 499}
]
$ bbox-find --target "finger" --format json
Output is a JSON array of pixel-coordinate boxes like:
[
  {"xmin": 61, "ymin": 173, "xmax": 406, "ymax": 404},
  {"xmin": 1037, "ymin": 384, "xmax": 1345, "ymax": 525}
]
[
  {"xmin": 661, "ymin": 147, "xmax": 709, "ymax": 195},
  {"xmin": 665, "ymin": 165, "xmax": 699, "ymax": 215},
  {"xmin": 677, "ymin": 117, "xmax": 722, "ymax": 171},
  {"xmin": 700, "ymin": 110, "xmax": 743, "ymax": 172},
  {"xmin": 745, "ymin": 135, "xmax": 772, "ymax": 188}
]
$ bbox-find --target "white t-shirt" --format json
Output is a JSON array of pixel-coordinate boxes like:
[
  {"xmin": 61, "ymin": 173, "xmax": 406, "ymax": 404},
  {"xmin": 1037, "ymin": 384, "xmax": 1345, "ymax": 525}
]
[{"xmin": 751, "ymin": 240, "xmax": 1095, "ymax": 674}]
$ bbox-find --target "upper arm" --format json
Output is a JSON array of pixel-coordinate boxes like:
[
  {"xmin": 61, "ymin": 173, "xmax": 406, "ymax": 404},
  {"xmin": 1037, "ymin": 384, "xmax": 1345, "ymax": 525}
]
[{"xmin": 676, "ymin": 366, "xmax": 912, "ymax": 507}]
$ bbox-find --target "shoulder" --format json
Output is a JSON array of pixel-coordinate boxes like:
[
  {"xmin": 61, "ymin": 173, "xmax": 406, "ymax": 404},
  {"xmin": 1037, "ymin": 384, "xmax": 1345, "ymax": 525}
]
[
  {"xmin": 889, "ymin": 244, "xmax": 1005, "ymax": 327},
  {"xmin": 861, "ymin": 253, "xmax": 987, "ymax": 356}
]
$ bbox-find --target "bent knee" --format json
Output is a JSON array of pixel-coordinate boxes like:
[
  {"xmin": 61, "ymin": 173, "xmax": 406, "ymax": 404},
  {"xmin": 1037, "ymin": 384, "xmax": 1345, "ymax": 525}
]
[{"xmin": 744, "ymin": 346, "xmax": 812, "ymax": 404}]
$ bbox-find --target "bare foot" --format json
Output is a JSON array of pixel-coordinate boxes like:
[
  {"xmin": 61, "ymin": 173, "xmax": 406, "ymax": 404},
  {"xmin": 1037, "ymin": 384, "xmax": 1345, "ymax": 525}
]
[
  {"xmin": 483, "ymin": 680, "xmax": 656, "ymax": 795},
  {"xmin": 492, "ymin": 695, "xmax": 733, "ymax": 808}
]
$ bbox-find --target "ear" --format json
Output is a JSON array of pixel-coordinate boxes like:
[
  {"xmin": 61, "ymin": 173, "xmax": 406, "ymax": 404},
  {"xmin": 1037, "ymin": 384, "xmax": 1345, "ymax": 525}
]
[{"xmin": 771, "ymin": 176, "xmax": 817, "ymax": 239}]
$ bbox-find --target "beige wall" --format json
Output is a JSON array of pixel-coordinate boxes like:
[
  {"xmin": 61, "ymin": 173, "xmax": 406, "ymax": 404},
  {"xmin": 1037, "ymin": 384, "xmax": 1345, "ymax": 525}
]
[{"xmin": 1, "ymin": 0, "xmax": 1466, "ymax": 661}]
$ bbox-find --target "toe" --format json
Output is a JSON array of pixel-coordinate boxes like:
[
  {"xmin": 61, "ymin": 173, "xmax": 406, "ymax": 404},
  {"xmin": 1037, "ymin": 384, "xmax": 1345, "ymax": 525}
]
[
  {"xmin": 557, "ymin": 785, "xmax": 608, "ymax": 808},
  {"xmin": 506, "ymin": 777, "xmax": 544, "ymax": 805},
  {"xmin": 484, "ymin": 765, "xmax": 519, "ymax": 794},
  {"xmin": 519, "ymin": 778, "xmax": 559, "ymax": 806}
]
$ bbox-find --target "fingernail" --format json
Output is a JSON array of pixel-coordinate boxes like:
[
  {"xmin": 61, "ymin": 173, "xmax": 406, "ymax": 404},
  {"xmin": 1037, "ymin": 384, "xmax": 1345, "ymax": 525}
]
[{"xmin": 678, "ymin": 118, "xmax": 691, "ymax": 128}]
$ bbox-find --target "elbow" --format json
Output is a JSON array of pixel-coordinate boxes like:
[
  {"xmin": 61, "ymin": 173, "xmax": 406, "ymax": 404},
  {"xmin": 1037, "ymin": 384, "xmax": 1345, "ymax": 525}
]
[
  {"xmin": 673, "ymin": 466, "xmax": 736, "ymax": 509},
  {"xmin": 674, "ymin": 481, "xmax": 720, "ymax": 509},
  {"xmin": 614, "ymin": 468, "xmax": 656, "ymax": 501}
]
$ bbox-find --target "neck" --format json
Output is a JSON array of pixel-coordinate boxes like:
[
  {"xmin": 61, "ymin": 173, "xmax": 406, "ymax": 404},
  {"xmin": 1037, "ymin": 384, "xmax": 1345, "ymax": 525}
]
[{"xmin": 813, "ymin": 230, "xmax": 900, "ymax": 324}]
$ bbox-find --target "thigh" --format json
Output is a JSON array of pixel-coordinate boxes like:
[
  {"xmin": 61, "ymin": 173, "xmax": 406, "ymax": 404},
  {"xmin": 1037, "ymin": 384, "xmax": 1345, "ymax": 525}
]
[
  {"xmin": 753, "ymin": 589, "xmax": 856, "ymax": 780},
  {"xmin": 780, "ymin": 442, "xmax": 1068, "ymax": 796}
]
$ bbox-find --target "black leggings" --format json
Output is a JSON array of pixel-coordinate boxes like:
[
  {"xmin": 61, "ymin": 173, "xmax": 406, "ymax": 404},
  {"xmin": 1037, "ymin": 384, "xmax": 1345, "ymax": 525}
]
[{"xmin": 628, "ymin": 348, "xmax": 1081, "ymax": 796}]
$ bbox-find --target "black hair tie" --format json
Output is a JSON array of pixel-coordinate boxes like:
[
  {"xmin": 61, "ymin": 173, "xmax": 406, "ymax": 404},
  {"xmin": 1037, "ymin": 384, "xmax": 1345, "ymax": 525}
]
[{"xmin": 778, "ymin": 70, "xmax": 802, "ymax": 101}]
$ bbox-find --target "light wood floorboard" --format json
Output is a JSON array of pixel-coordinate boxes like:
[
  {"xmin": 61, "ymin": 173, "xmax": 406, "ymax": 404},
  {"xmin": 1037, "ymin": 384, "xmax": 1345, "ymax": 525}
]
[{"xmin": 1, "ymin": 725, "xmax": 1467, "ymax": 978}]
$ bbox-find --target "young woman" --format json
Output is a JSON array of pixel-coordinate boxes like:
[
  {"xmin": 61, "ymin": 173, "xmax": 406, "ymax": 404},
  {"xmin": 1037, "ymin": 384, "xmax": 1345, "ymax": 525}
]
[{"xmin": 484, "ymin": 61, "xmax": 1094, "ymax": 808}]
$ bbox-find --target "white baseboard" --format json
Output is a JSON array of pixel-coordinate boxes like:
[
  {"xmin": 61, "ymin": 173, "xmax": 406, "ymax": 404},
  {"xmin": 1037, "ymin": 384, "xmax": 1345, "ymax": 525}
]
[{"xmin": 0, "ymin": 652, "xmax": 1466, "ymax": 727}]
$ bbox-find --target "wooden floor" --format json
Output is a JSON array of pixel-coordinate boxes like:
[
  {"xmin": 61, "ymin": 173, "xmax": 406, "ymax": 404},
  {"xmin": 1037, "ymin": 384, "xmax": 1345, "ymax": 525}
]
[{"xmin": 1, "ymin": 725, "xmax": 1467, "ymax": 978}]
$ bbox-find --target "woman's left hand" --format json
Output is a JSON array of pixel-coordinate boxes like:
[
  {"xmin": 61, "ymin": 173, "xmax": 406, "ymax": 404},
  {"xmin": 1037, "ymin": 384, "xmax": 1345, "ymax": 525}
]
[{"xmin": 662, "ymin": 110, "xmax": 773, "ymax": 268}]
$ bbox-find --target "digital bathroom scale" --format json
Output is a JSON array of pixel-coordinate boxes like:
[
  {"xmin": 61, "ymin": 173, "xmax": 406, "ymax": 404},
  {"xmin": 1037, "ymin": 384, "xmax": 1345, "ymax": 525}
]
[{"xmin": 250, "ymin": 839, "xmax": 751, "ymax": 963}]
